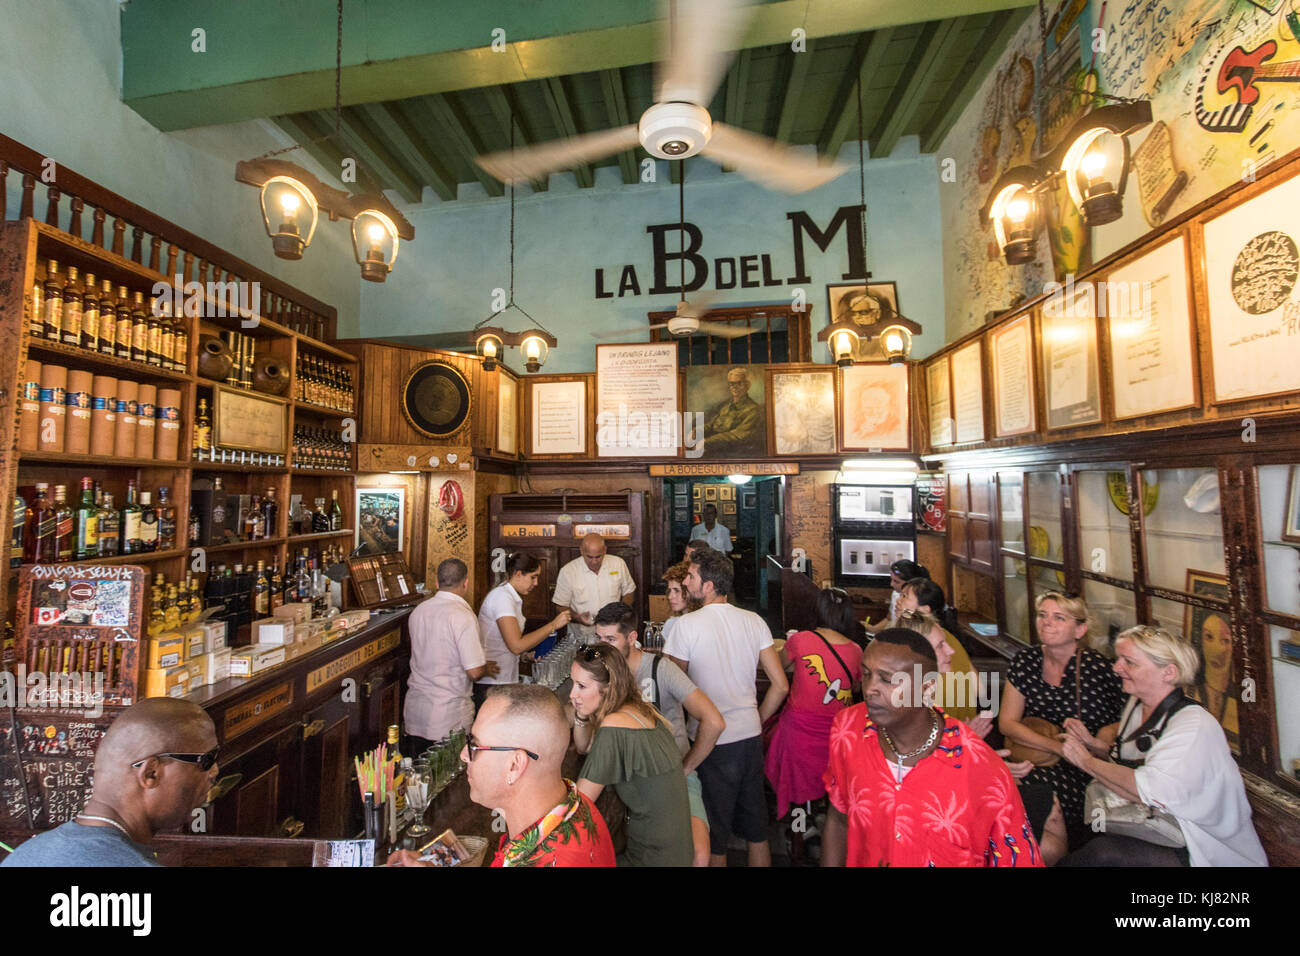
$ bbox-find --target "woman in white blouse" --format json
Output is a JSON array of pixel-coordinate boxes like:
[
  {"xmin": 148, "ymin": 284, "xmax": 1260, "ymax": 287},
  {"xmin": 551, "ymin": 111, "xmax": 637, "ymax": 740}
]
[
  {"xmin": 1060, "ymin": 625, "xmax": 1267, "ymax": 867},
  {"xmin": 476, "ymin": 554, "xmax": 571, "ymax": 699}
]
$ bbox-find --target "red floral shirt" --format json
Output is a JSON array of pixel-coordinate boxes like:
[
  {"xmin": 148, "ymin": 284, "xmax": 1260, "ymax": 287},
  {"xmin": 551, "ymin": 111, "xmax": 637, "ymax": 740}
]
[
  {"xmin": 491, "ymin": 780, "xmax": 616, "ymax": 868},
  {"xmin": 823, "ymin": 705, "xmax": 1042, "ymax": 867}
]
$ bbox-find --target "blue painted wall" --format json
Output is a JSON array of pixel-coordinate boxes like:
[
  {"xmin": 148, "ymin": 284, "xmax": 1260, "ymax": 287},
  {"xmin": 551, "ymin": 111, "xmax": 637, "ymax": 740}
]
[{"xmin": 360, "ymin": 141, "xmax": 944, "ymax": 374}]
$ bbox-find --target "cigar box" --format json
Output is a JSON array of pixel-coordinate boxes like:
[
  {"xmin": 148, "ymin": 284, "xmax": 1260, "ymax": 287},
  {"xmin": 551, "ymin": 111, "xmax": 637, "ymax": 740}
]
[
  {"xmin": 144, "ymin": 664, "xmax": 190, "ymax": 699},
  {"xmin": 272, "ymin": 602, "xmax": 313, "ymax": 624},
  {"xmin": 183, "ymin": 625, "xmax": 207, "ymax": 660},
  {"xmin": 146, "ymin": 632, "xmax": 186, "ymax": 670},
  {"xmin": 229, "ymin": 644, "xmax": 286, "ymax": 677},
  {"xmin": 251, "ymin": 617, "xmax": 295, "ymax": 646},
  {"xmin": 186, "ymin": 657, "xmax": 207, "ymax": 688},
  {"xmin": 204, "ymin": 619, "xmax": 228, "ymax": 652},
  {"xmin": 203, "ymin": 647, "xmax": 232, "ymax": 684},
  {"xmin": 331, "ymin": 609, "xmax": 371, "ymax": 633}
]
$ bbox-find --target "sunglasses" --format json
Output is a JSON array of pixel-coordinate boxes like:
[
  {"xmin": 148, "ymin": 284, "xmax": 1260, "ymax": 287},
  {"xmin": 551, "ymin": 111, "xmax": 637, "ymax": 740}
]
[
  {"xmin": 131, "ymin": 746, "xmax": 220, "ymax": 772},
  {"xmin": 465, "ymin": 734, "xmax": 538, "ymax": 762}
]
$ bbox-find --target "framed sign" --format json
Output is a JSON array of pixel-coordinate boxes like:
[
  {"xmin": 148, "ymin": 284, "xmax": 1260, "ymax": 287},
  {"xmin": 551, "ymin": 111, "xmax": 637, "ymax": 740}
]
[
  {"xmin": 991, "ymin": 313, "xmax": 1036, "ymax": 437},
  {"xmin": 530, "ymin": 379, "xmax": 587, "ymax": 455},
  {"xmin": 926, "ymin": 356, "xmax": 953, "ymax": 446},
  {"xmin": 1106, "ymin": 235, "xmax": 1197, "ymax": 420},
  {"xmin": 1039, "ymin": 282, "xmax": 1102, "ymax": 429},
  {"xmin": 768, "ymin": 366, "xmax": 836, "ymax": 455},
  {"xmin": 839, "ymin": 363, "xmax": 910, "ymax": 451},
  {"xmin": 496, "ymin": 373, "xmax": 518, "ymax": 456},
  {"xmin": 356, "ymin": 487, "xmax": 405, "ymax": 555},
  {"xmin": 213, "ymin": 385, "xmax": 287, "ymax": 453},
  {"xmin": 950, "ymin": 340, "xmax": 985, "ymax": 444},
  {"xmin": 1202, "ymin": 170, "xmax": 1300, "ymax": 403},
  {"xmin": 401, "ymin": 361, "xmax": 472, "ymax": 438},
  {"xmin": 1284, "ymin": 466, "xmax": 1300, "ymax": 544},
  {"xmin": 596, "ymin": 343, "xmax": 679, "ymax": 457}
]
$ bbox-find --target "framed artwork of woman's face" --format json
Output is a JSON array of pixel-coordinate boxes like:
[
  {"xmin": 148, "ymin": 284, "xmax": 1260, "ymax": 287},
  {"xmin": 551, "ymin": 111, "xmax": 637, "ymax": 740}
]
[{"xmin": 1184, "ymin": 569, "xmax": 1237, "ymax": 744}]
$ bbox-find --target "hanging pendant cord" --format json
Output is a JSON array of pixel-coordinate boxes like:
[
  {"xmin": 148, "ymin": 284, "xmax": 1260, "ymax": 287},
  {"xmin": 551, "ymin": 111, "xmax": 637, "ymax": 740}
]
[
  {"xmin": 857, "ymin": 78, "xmax": 868, "ymax": 286},
  {"xmin": 679, "ymin": 162, "xmax": 686, "ymax": 302},
  {"xmin": 256, "ymin": 0, "xmax": 345, "ymax": 159}
]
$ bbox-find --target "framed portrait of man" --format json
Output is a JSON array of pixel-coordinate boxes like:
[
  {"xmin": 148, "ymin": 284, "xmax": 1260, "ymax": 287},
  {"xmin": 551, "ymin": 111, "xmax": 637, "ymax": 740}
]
[
  {"xmin": 826, "ymin": 282, "xmax": 900, "ymax": 361},
  {"xmin": 685, "ymin": 364, "xmax": 768, "ymax": 459},
  {"xmin": 839, "ymin": 363, "xmax": 910, "ymax": 451}
]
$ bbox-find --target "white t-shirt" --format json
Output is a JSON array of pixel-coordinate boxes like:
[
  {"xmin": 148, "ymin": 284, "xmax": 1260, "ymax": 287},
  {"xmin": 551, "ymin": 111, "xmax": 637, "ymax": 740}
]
[
  {"xmin": 1117, "ymin": 697, "xmax": 1267, "ymax": 867},
  {"xmin": 552, "ymin": 554, "xmax": 636, "ymax": 641},
  {"xmin": 477, "ymin": 582, "xmax": 525, "ymax": 685},
  {"xmin": 688, "ymin": 522, "xmax": 733, "ymax": 554},
  {"xmin": 663, "ymin": 602, "xmax": 773, "ymax": 745},
  {"xmin": 404, "ymin": 590, "xmax": 486, "ymax": 740}
]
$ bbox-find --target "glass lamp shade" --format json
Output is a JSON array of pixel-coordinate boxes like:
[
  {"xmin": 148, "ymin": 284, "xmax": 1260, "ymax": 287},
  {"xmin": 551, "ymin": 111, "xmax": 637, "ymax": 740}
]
[
  {"xmin": 989, "ymin": 182, "xmax": 1040, "ymax": 265},
  {"xmin": 1061, "ymin": 128, "xmax": 1128, "ymax": 226},
  {"xmin": 825, "ymin": 323, "xmax": 860, "ymax": 367},
  {"xmin": 351, "ymin": 210, "xmax": 400, "ymax": 282},
  {"xmin": 880, "ymin": 325, "xmax": 912, "ymax": 365},
  {"xmin": 519, "ymin": 332, "xmax": 550, "ymax": 373},
  {"xmin": 475, "ymin": 331, "xmax": 504, "ymax": 371},
  {"xmin": 259, "ymin": 176, "xmax": 319, "ymax": 260}
]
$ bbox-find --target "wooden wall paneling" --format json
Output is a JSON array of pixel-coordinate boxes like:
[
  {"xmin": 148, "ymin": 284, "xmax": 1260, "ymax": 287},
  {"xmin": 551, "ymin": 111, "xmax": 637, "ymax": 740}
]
[{"xmin": 0, "ymin": 222, "xmax": 38, "ymax": 619}]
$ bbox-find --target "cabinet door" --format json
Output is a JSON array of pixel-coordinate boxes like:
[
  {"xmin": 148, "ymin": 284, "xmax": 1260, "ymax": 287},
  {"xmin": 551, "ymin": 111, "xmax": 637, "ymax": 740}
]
[
  {"xmin": 361, "ymin": 652, "xmax": 404, "ymax": 743},
  {"xmin": 208, "ymin": 722, "xmax": 303, "ymax": 838},
  {"xmin": 301, "ymin": 692, "xmax": 356, "ymax": 839},
  {"xmin": 968, "ymin": 471, "xmax": 996, "ymax": 571},
  {"xmin": 948, "ymin": 473, "xmax": 970, "ymax": 564}
]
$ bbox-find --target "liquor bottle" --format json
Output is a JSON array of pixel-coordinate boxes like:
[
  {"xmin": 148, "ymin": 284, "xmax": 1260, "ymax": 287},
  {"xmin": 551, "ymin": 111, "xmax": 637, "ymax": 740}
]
[
  {"xmin": 52, "ymin": 485, "xmax": 74, "ymax": 562},
  {"xmin": 329, "ymin": 489, "xmax": 343, "ymax": 531},
  {"xmin": 43, "ymin": 259, "xmax": 64, "ymax": 342},
  {"xmin": 99, "ymin": 279, "xmax": 117, "ymax": 356},
  {"xmin": 163, "ymin": 585, "xmax": 181, "ymax": 631},
  {"xmin": 144, "ymin": 292, "xmax": 162, "ymax": 367},
  {"xmin": 155, "ymin": 486, "xmax": 177, "ymax": 550},
  {"xmin": 295, "ymin": 550, "xmax": 312, "ymax": 602},
  {"xmin": 74, "ymin": 477, "xmax": 99, "ymax": 560},
  {"xmin": 154, "ymin": 296, "xmax": 173, "ymax": 372},
  {"xmin": 187, "ymin": 501, "xmax": 201, "ymax": 545},
  {"xmin": 138, "ymin": 491, "xmax": 159, "ymax": 552},
  {"xmin": 61, "ymin": 265, "xmax": 84, "ymax": 347},
  {"xmin": 30, "ymin": 261, "xmax": 45, "ymax": 337},
  {"xmin": 115, "ymin": 285, "xmax": 133, "ymax": 360},
  {"xmin": 80, "ymin": 272, "xmax": 99, "ymax": 352},
  {"xmin": 131, "ymin": 291, "xmax": 151, "ymax": 365},
  {"xmin": 11, "ymin": 493, "xmax": 26, "ymax": 569},
  {"xmin": 194, "ymin": 398, "xmax": 212, "ymax": 455},
  {"xmin": 270, "ymin": 562, "xmax": 284, "ymax": 609},
  {"xmin": 24, "ymin": 483, "xmax": 55, "ymax": 563},
  {"xmin": 148, "ymin": 583, "xmax": 166, "ymax": 638},
  {"xmin": 171, "ymin": 309, "xmax": 188, "ymax": 374},
  {"xmin": 311, "ymin": 498, "xmax": 330, "ymax": 533},
  {"xmin": 253, "ymin": 560, "xmax": 270, "ymax": 616},
  {"xmin": 262, "ymin": 489, "xmax": 279, "ymax": 539},
  {"xmin": 245, "ymin": 493, "xmax": 263, "ymax": 541},
  {"xmin": 97, "ymin": 493, "xmax": 120, "ymax": 557},
  {"xmin": 120, "ymin": 479, "xmax": 144, "ymax": 554}
]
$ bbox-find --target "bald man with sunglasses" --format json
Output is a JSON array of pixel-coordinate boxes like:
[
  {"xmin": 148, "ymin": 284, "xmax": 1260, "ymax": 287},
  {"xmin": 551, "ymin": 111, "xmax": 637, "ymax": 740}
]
[{"xmin": 3, "ymin": 698, "xmax": 219, "ymax": 867}]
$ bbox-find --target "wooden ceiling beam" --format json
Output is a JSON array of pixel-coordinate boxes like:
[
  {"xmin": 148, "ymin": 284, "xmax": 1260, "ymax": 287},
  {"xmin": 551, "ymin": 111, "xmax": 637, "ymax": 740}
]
[
  {"xmin": 423, "ymin": 93, "xmax": 506, "ymax": 197},
  {"xmin": 482, "ymin": 86, "xmax": 549, "ymax": 193},
  {"xmin": 719, "ymin": 48, "xmax": 754, "ymax": 174},
  {"xmin": 540, "ymin": 76, "xmax": 594, "ymax": 188},
  {"xmin": 268, "ymin": 113, "xmax": 380, "ymax": 195},
  {"xmin": 775, "ymin": 39, "xmax": 817, "ymax": 144},
  {"xmin": 599, "ymin": 68, "xmax": 640, "ymax": 185},
  {"xmin": 354, "ymin": 101, "xmax": 458, "ymax": 202},
  {"xmin": 329, "ymin": 108, "xmax": 424, "ymax": 204},
  {"xmin": 869, "ymin": 19, "xmax": 966, "ymax": 159},
  {"xmin": 817, "ymin": 28, "xmax": 895, "ymax": 160}
]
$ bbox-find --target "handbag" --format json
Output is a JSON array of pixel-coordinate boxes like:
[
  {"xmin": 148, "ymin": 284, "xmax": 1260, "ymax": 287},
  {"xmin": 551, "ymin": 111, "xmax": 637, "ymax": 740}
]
[{"xmin": 1004, "ymin": 650, "xmax": 1081, "ymax": 768}]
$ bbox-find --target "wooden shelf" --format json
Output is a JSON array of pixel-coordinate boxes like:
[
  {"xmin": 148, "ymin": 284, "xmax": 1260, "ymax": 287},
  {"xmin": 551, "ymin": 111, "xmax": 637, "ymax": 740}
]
[
  {"xmin": 15, "ymin": 547, "xmax": 188, "ymax": 569},
  {"xmin": 291, "ymin": 467, "xmax": 353, "ymax": 477},
  {"xmin": 292, "ymin": 399, "xmax": 354, "ymax": 419},
  {"xmin": 18, "ymin": 450, "xmax": 187, "ymax": 469},
  {"xmin": 193, "ymin": 460, "xmax": 288, "ymax": 474},
  {"xmin": 24, "ymin": 338, "xmax": 192, "ymax": 384},
  {"xmin": 294, "ymin": 334, "xmax": 356, "ymax": 362},
  {"xmin": 204, "ymin": 537, "xmax": 286, "ymax": 554},
  {"xmin": 288, "ymin": 529, "xmax": 354, "ymax": 543}
]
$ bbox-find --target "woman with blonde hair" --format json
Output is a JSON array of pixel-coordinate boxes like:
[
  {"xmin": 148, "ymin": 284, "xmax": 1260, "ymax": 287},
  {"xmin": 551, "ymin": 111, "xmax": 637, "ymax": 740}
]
[
  {"xmin": 570, "ymin": 643, "xmax": 693, "ymax": 866},
  {"xmin": 1061, "ymin": 626, "xmax": 1266, "ymax": 866},
  {"xmin": 893, "ymin": 608, "xmax": 982, "ymax": 725}
]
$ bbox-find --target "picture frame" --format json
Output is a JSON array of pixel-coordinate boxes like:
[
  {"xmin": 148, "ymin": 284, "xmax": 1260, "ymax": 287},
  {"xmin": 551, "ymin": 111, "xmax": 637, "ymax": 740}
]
[
  {"xmin": 674, "ymin": 490, "xmax": 689, "ymax": 508},
  {"xmin": 703, "ymin": 486, "xmax": 718, "ymax": 502},
  {"xmin": 991, "ymin": 313, "xmax": 1037, "ymax": 437},
  {"xmin": 596, "ymin": 342, "xmax": 679, "ymax": 457},
  {"xmin": 721, "ymin": 502, "xmax": 737, "ymax": 515},
  {"xmin": 718, "ymin": 485, "xmax": 734, "ymax": 501},
  {"xmin": 1284, "ymin": 466, "xmax": 1300, "ymax": 544},
  {"xmin": 213, "ymin": 385, "xmax": 288, "ymax": 454},
  {"xmin": 741, "ymin": 489, "xmax": 757, "ymax": 509},
  {"xmin": 685, "ymin": 364, "xmax": 768, "ymax": 459},
  {"xmin": 1183, "ymin": 569, "xmax": 1236, "ymax": 743},
  {"xmin": 529, "ymin": 378, "xmax": 588, "ymax": 456},
  {"xmin": 839, "ymin": 363, "xmax": 910, "ymax": 451},
  {"xmin": 496, "ymin": 372, "xmax": 518, "ymax": 456},
  {"xmin": 355, "ymin": 487, "xmax": 406, "ymax": 555},
  {"xmin": 692, "ymin": 485, "xmax": 703, "ymax": 500},
  {"xmin": 926, "ymin": 355, "xmax": 953, "ymax": 447},
  {"xmin": 950, "ymin": 339, "xmax": 985, "ymax": 444},
  {"xmin": 768, "ymin": 366, "xmax": 837, "ymax": 455},
  {"xmin": 1038, "ymin": 282, "xmax": 1103, "ymax": 430},
  {"xmin": 826, "ymin": 281, "xmax": 900, "ymax": 361}
]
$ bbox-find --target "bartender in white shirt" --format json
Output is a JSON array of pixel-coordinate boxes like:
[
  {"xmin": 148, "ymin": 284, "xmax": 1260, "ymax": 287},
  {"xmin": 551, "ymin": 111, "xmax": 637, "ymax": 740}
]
[
  {"xmin": 688, "ymin": 504, "xmax": 733, "ymax": 555},
  {"xmin": 552, "ymin": 534, "xmax": 635, "ymax": 644}
]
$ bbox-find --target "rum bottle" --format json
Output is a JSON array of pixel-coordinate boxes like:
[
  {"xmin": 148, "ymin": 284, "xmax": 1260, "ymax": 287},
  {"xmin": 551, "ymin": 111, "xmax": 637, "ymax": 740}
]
[
  {"xmin": 194, "ymin": 398, "xmax": 212, "ymax": 455},
  {"xmin": 120, "ymin": 479, "xmax": 144, "ymax": 554},
  {"xmin": 115, "ymin": 285, "xmax": 133, "ymax": 360},
  {"xmin": 52, "ymin": 484, "xmax": 74, "ymax": 562},
  {"xmin": 155, "ymin": 486, "xmax": 177, "ymax": 550},
  {"xmin": 80, "ymin": 272, "xmax": 99, "ymax": 352},
  {"xmin": 330, "ymin": 489, "xmax": 343, "ymax": 531},
  {"xmin": 43, "ymin": 260, "xmax": 63, "ymax": 342},
  {"xmin": 30, "ymin": 262, "xmax": 45, "ymax": 337},
  {"xmin": 61, "ymin": 266, "xmax": 83, "ymax": 347},
  {"xmin": 24, "ymin": 483, "xmax": 55, "ymax": 563},
  {"xmin": 99, "ymin": 279, "xmax": 118, "ymax": 356},
  {"xmin": 74, "ymin": 476, "xmax": 98, "ymax": 560},
  {"xmin": 138, "ymin": 491, "xmax": 159, "ymax": 552},
  {"xmin": 97, "ymin": 493, "xmax": 120, "ymax": 557}
]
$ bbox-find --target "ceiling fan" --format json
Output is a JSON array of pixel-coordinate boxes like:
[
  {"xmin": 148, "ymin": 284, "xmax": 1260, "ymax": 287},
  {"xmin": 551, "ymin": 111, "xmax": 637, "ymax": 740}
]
[{"xmin": 475, "ymin": 0, "xmax": 847, "ymax": 194}]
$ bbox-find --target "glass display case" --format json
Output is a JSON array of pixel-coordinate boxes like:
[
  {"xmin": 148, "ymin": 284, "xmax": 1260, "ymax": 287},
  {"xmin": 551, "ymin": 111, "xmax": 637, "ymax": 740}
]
[
  {"xmin": 1140, "ymin": 468, "xmax": 1226, "ymax": 593},
  {"xmin": 1076, "ymin": 470, "xmax": 1135, "ymax": 581}
]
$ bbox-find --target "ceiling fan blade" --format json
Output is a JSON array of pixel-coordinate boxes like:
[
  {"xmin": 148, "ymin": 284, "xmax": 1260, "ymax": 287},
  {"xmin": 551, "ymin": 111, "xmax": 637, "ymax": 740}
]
[
  {"xmin": 376, "ymin": 331, "xmax": 475, "ymax": 349},
  {"xmin": 591, "ymin": 322, "xmax": 670, "ymax": 341},
  {"xmin": 703, "ymin": 123, "xmax": 849, "ymax": 193},
  {"xmin": 683, "ymin": 289, "xmax": 722, "ymax": 318},
  {"xmin": 655, "ymin": 0, "xmax": 751, "ymax": 106},
  {"xmin": 476, "ymin": 126, "xmax": 640, "ymax": 183},
  {"xmin": 696, "ymin": 320, "xmax": 756, "ymax": 339}
]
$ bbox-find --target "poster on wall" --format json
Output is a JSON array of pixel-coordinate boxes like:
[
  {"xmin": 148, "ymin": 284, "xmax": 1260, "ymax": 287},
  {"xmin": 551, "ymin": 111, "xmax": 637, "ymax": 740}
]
[
  {"xmin": 915, "ymin": 473, "xmax": 947, "ymax": 533},
  {"xmin": 497, "ymin": 374, "xmax": 517, "ymax": 456},
  {"xmin": 1040, "ymin": 281, "xmax": 1102, "ymax": 429},
  {"xmin": 686, "ymin": 364, "xmax": 767, "ymax": 459},
  {"xmin": 530, "ymin": 380, "xmax": 586, "ymax": 455},
  {"xmin": 1202, "ymin": 171, "xmax": 1300, "ymax": 402},
  {"xmin": 1106, "ymin": 235, "xmax": 1196, "ymax": 420},
  {"xmin": 356, "ymin": 488, "xmax": 405, "ymax": 555},
  {"xmin": 839, "ymin": 364, "xmax": 910, "ymax": 451},
  {"xmin": 991, "ymin": 314, "xmax": 1036, "ymax": 437},
  {"xmin": 825, "ymin": 282, "xmax": 900, "ymax": 361},
  {"xmin": 950, "ymin": 340, "xmax": 985, "ymax": 444},
  {"xmin": 926, "ymin": 356, "xmax": 953, "ymax": 446},
  {"xmin": 769, "ymin": 368, "xmax": 836, "ymax": 455},
  {"xmin": 596, "ymin": 343, "xmax": 679, "ymax": 457}
]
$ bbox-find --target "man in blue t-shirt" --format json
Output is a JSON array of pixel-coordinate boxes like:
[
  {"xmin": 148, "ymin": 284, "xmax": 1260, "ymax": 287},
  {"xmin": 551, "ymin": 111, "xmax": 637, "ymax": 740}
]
[{"xmin": 2, "ymin": 698, "xmax": 219, "ymax": 867}]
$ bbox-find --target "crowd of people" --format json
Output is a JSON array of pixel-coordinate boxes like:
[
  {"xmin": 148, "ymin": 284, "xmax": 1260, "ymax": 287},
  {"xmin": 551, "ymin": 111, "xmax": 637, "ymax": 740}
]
[{"xmin": 3, "ymin": 542, "xmax": 1269, "ymax": 869}]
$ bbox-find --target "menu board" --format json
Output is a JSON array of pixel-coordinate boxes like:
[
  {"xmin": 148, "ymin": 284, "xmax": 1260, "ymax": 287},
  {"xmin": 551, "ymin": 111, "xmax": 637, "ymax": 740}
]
[
  {"xmin": 950, "ymin": 340, "xmax": 985, "ymax": 444},
  {"xmin": 530, "ymin": 380, "xmax": 586, "ymax": 455},
  {"xmin": 926, "ymin": 356, "xmax": 953, "ymax": 447},
  {"xmin": 992, "ymin": 314, "xmax": 1036, "ymax": 437},
  {"xmin": 1040, "ymin": 282, "xmax": 1102, "ymax": 429},
  {"xmin": 1202, "ymin": 172, "xmax": 1300, "ymax": 402},
  {"xmin": 596, "ymin": 343, "xmax": 679, "ymax": 457},
  {"xmin": 1, "ymin": 708, "xmax": 112, "ymax": 829},
  {"xmin": 1106, "ymin": 236, "xmax": 1196, "ymax": 420},
  {"xmin": 497, "ymin": 373, "xmax": 518, "ymax": 455}
]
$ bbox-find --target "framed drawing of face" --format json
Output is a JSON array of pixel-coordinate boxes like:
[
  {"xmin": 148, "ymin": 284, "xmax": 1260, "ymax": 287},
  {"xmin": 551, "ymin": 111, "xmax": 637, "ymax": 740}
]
[
  {"xmin": 769, "ymin": 366, "xmax": 837, "ymax": 455},
  {"xmin": 839, "ymin": 363, "xmax": 910, "ymax": 451}
]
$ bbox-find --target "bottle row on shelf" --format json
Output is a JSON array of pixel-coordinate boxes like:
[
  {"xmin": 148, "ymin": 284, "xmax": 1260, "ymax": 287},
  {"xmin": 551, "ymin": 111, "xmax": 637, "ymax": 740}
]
[
  {"xmin": 31, "ymin": 259, "xmax": 188, "ymax": 373},
  {"xmin": 295, "ymin": 353, "xmax": 354, "ymax": 412},
  {"xmin": 292, "ymin": 425, "xmax": 352, "ymax": 471},
  {"xmin": 13, "ymin": 478, "xmax": 178, "ymax": 564}
]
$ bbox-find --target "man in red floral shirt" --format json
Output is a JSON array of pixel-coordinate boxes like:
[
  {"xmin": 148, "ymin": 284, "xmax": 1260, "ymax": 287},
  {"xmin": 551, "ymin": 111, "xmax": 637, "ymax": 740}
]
[{"xmin": 822, "ymin": 629, "xmax": 1041, "ymax": 867}]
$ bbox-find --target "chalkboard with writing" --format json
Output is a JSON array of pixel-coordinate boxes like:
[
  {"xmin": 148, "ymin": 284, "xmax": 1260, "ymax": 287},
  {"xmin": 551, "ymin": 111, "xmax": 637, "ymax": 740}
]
[{"xmin": 0, "ymin": 709, "xmax": 110, "ymax": 829}]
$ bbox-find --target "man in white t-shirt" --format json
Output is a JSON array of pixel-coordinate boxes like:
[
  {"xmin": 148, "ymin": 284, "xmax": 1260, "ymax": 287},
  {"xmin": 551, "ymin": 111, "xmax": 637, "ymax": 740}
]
[
  {"xmin": 553, "ymin": 533, "xmax": 635, "ymax": 644},
  {"xmin": 663, "ymin": 549, "xmax": 788, "ymax": 867},
  {"xmin": 405, "ymin": 559, "xmax": 497, "ymax": 753},
  {"xmin": 688, "ymin": 504, "xmax": 733, "ymax": 555}
]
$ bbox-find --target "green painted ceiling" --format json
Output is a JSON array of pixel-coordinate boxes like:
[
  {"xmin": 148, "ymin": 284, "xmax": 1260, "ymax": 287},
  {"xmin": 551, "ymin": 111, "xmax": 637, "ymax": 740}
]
[{"xmin": 122, "ymin": 0, "xmax": 1032, "ymax": 203}]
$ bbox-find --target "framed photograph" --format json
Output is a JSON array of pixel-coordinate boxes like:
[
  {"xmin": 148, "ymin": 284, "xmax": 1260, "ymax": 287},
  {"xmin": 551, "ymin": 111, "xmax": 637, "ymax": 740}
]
[
  {"xmin": 926, "ymin": 356, "xmax": 952, "ymax": 447},
  {"xmin": 1283, "ymin": 466, "xmax": 1300, "ymax": 544},
  {"xmin": 674, "ymin": 490, "xmax": 689, "ymax": 507},
  {"xmin": 721, "ymin": 502, "xmax": 737, "ymax": 515},
  {"xmin": 1106, "ymin": 235, "xmax": 1197, "ymax": 420},
  {"xmin": 692, "ymin": 485, "xmax": 703, "ymax": 500},
  {"xmin": 1039, "ymin": 283, "xmax": 1102, "ymax": 429},
  {"xmin": 496, "ymin": 373, "xmax": 518, "ymax": 456},
  {"xmin": 718, "ymin": 485, "xmax": 734, "ymax": 501},
  {"xmin": 826, "ymin": 282, "xmax": 900, "ymax": 361},
  {"xmin": 741, "ymin": 489, "xmax": 757, "ymax": 509},
  {"xmin": 685, "ymin": 364, "xmax": 767, "ymax": 459},
  {"xmin": 991, "ymin": 313, "xmax": 1037, "ymax": 437},
  {"xmin": 529, "ymin": 379, "xmax": 587, "ymax": 455},
  {"xmin": 355, "ymin": 487, "xmax": 405, "ymax": 555},
  {"xmin": 1183, "ymin": 570, "xmax": 1236, "ymax": 743},
  {"xmin": 596, "ymin": 342, "xmax": 679, "ymax": 457},
  {"xmin": 768, "ymin": 367, "xmax": 836, "ymax": 455},
  {"xmin": 703, "ymin": 485, "xmax": 718, "ymax": 502},
  {"xmin": 213, "ymin": 385, "xmax": 287, "ymax": 453},
  {"xmin": 1202, "ymin": 170, "xmax": 1300, "ymax": 403},
  {"xmin": 950, "ymin": 339, "xmax": 985, "ymax": 444},
  {"xmin": 839, "ymin": 363, "xmax": 910, "ymax": 451}
]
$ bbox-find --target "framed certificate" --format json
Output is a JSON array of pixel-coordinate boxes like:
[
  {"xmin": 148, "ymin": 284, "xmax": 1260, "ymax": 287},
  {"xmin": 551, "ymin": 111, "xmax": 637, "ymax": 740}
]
[
  {"xmin": 1039, "ymin": 281, "xmax": 1102, "ymax": 429},
  {"xmin": 496, "ymin": 373, "xmax": 518, "ymax": 456},
  {"xmin": 926, "ymin": 355, "xmax": 953, "ymax": 446},
  {"xmin": 950, "ymin": 339, "xmax": 985, "ymax": 444},
  {"xmin": 991, "ymin": 314, "xmax": 1036, "ymax": 437},
  {"xmin": 529, "ymin": 379, "xmax": 587, "ymax": 455},
  {"xmin": 596, "ymin": 342, "xmax": 679, "ymax": 457}
]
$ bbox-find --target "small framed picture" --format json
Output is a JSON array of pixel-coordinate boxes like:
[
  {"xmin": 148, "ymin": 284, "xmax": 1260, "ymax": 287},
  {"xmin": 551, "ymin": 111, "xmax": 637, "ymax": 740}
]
[
  {"xmin": 1284, "ymin": 466, "xmax": 1300, "ymax": 544},
  {"xmin": 741, "ymin": 489, "xmax": 757, "ymax": 509},
  {"xmin": 718, "ymin": 485, "xmax": 734, "ymax": 501},
  {"xmin": 692, "ymin": 485, "xmax": 703, "ymax": 500},
  {"xmin": 721, "ymin": 502, "xmax": 737, "ymax": 515},
  {"xmin": 704, "ymin": 486, "xmax": 718, "ymax": 502},
  {"xmin": 674, "ymin": 491, "xmax": 689, "ymax": 507}
]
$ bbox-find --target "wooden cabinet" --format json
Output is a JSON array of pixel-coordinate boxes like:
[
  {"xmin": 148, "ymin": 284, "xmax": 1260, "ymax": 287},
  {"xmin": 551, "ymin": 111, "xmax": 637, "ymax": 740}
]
[
  {"xmin": 209, "ymin": 722, "xmax": 305, "ymax": 838},
  {"xmin": 946, "ymin": 471, "xmax": 995, "ymax": 571}
]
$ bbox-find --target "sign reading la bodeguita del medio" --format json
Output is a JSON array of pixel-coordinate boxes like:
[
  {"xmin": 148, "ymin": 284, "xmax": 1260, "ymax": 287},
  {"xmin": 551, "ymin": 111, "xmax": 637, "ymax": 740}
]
[{"xmin": 594, "ymin": 205, "xmax": 869, "ymax": 299}]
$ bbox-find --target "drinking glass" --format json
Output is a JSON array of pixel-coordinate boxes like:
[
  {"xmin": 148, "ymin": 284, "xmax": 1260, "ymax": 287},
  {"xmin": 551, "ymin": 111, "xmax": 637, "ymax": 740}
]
[{"xmin": 405, "ymin": 766, "xmax": 432, "ymax": 839}]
